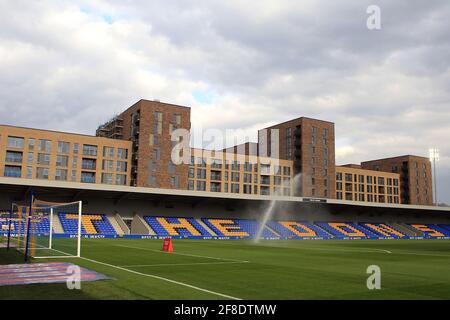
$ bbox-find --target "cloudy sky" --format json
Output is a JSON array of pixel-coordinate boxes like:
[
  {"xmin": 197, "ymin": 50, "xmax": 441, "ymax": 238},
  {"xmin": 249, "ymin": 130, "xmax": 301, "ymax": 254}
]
[{"xmin": 0, "ymin": 0, "xmax": 449, "ymax": 203}]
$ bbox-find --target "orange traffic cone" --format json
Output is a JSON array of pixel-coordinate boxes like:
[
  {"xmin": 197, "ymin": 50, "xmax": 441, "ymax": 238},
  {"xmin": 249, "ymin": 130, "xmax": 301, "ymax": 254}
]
[{"xmin": 162, "ymin": 237, "xmax": 173, "ymax": 253}]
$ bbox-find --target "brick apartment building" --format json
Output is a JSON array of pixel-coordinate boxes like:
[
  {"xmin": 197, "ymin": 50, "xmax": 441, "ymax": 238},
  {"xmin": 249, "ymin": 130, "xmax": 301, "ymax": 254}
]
[
  {"xmin": 336, "ymin": 164, "xmax": 401, "ymax": 204},
  {"xmin": 0, "ymin": 99, "xmax": 434, "ymax": 206},
  {"xmin": 97, "ymin": 100, "xmax": 191, "ymax": 189},
  {"xmin": 361, "ymin": 156, "xmax": 433, "ymax": 206},
  {"xmin": 259, "ymin": 117, "xmax": 336, "ymax": 198},
  {"xmin": 0, "ymin": 125, "xmax": 132, "ymax": 185}
]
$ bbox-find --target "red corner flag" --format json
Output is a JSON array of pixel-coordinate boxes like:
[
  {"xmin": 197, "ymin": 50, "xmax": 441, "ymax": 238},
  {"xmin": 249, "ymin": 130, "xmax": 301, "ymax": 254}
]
[{"xmin": 162, "ymin": 238, "xmax": 173, "ymax": 253}]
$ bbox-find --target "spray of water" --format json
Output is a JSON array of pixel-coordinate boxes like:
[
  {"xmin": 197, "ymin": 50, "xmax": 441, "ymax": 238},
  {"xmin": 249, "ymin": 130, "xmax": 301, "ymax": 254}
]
[{"xmin": 254, "ymin": 173, "xmax": 302, "ymax": 242}]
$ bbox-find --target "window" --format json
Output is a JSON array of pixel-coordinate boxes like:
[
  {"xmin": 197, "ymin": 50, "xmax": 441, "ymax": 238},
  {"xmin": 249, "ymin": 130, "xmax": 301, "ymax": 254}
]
[
  {"xmin": 196, "ymin": 180, "xmax": 206, "ymax": 191},
  {"xmin": 118, "ymin": 148, "xmax": 128, "ymax": 160},
  {"xmin": 231, "ymin": 172, "xmax": 240, "ymax": 182},
  {"xmin": 102, "ymin": 160, "xmax": 114, "ymax": 172},
  {"xmin": 5, "ymin": 151, "xmax": 23, "ymax": 163},
  {"xmin": 286, "ymin": 128, "xmax": 292, "ymax": 158},
  {"xmin": 260, "ymin": 176, "xmax": 270, "ymax": 185},
  {"xmin": 36, "ymin": 167, "xmax": 49, "ymax": 180},
  {"xmin": 170, "ymin": 176, "xmax": 180, "ymax": 188},
  {"xmin": 57, "ymin": 141, "xmax": 70, "ymax": 154},
  {"xmin": 188, "ymin": 167, "xmax": 194, "ymax": 178},
  {"xmin": 82, "ymin": 158, "xmax": 96, "ymax": 170},
  {"xmin": 55, "ymin": 169, "xmax": 68, "ymax": 181},
  {"xmin": 116, "ymin": 161, "xmax": 127, "ymax": 172},
  {"xmin": 37, "ymin": 153, "xmax": 50, "ymax": 165},
  {"xmin": 336, "ymin": 172, "xmax": 343, "ymax": 181},
  {"xmin": 73, "ymin": 156, "xmax": 78, "ymax": 168},
  {"xmin": 103, "ymin": 146, "xmax": 115, "ymax": 158},
  {"xmin": 56, "ymin": 155, "xmax": 69, "ymax": 167},
  {"xmin": 26, "ymin": 166, "xmax": 32, "ymax": 179},
  {"xmin": 4, "ymin": 165, "xmax": 21, "ymax": 178},
  {"xmin": 260, "ymin": 186, "xmax": 270, "ymax": 195},
  {"xmin": 153, "ymin": 148, "xmax": 161, "ymax": 160},
  {"xmin": 244, "ymin": 162, "xmax": 252, "ymax": 172},
  {"xmin": 116, "ymin": 174, "xmax": 127, "ymax": 185},
  {"xmin": 71, "ymin": 170, "xmax": 77, "ymax": 182},
  {"xmin": 149, "ymin": 134, "xmax": 158, "ymax": 146},
  {"xmin": 274, "ymin": 176, "xmax": 282, "ymax": 185},
  {"xmin": 244, "ymin": 173, "xmax": 252, "ymax": 183},
  {"xmin": 210, "ymin": 171, "xmax": 222, "ymax": 181},
  {"xmin": 38, "ymin": 139, "xmax": 51, "ymax": 153},
  {"xmin": 173, "ymin": 114, "xmax": 181, "ymax": 125},
  {"xmin": 196, "ymin": 168, "xmax": 206, "ymax": 179},
  {"xmin": 27, "ymin": 152, "xmax": 33, "ymax": 164},
  {"xmin": 188, "ymin": 180, "xmax": 194, "ymax": 190},
  {"xmin": 81, "ymin": 172, "xmax": 96, "ymax": 183},
  {"xmin": 28, "ymin": 138, "xmax": 35, "ymax": 151},
  {"xmin": 73, "ymin": 143, "xmax": 79, "ymax": 154},
  {"xmin": 231, "ymin": 183, "xmax": 240, "ymax": 193},
  {"xmin": 260, "ymin": 164, "xmax": 270, "ymax": 175},
  {"xmin": 102, "ymin": 173, "xmax": 113, "ymax": 184},
  {"xmin": 243, "ymin": 184, "xmax": 252, "ymax": 194},
  {"xmin": 283, "ymin": 166, "xmax": 291, "ymax": 176},
  {"xmin": 8, "ymin": 136, "xmax": 24, "ymax": 149},
  {"xmin": 83, "ymin": 144, "xmax": 97, "ymax": 156}
]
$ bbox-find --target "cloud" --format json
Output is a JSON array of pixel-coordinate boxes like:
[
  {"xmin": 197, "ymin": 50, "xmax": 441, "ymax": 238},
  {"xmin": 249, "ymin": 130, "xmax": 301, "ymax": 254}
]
[{"xmin": 0, "ymin": 0, "xmax": 449, "ymax": 202}]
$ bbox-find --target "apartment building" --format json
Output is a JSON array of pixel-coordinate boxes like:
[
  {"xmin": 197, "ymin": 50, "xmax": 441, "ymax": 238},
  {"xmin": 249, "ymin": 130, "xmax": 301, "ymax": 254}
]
[
  {"xmin": 361, "ymin": 155, "xmax": 433, "ymax": 206},
  {"xmin": 336, "ymin": 165, "xmax": 401, "ymax": 204},
  {"xmin": 188, "ymin": 148, "xmax": 293, "ymax": 196},
  {"xmin": 0, "ymin": 125, "xmax": 132, "ymax": 185},
  {"xmin": 97, "ymin": 99, "xmax": 191, "ymax": 189},
  {"xmin": 259, "ymin": 117, "xmax": 336, "ymax": 198}
]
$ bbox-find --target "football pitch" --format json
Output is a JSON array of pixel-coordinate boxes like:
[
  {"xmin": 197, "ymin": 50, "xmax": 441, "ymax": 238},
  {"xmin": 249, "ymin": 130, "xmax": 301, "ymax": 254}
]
[{"xmin": 1, "ymin": 238, "xmax": 450, "ymax": 300}]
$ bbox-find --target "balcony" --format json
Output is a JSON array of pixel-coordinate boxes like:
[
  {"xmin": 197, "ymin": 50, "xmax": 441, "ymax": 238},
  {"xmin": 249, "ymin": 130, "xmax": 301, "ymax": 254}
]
[
  {"xmin": 82, "ymin": 159, "xmax": 97, "ymax": 170},
  {"xmin": 81, "ymin": 173, "xmax": 96, "ymax": 183},
  {"xmin": 4, "ymin": 166, "xmax": 22, "ymax": 178},
  {"xmin": 5, "ymin": 152, "xmax": 23, "ymax": 163},
  {"xmin": 210, "ymin": 172, "xmax": 222, "ymax": 181}
]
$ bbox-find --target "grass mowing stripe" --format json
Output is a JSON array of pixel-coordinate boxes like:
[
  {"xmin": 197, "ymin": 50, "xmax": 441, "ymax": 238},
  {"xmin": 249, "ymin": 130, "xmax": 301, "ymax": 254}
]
[
  {"xmin": 79, "ymin": 256, "xmax": 242, "ymax": 300},
  {"xmin": 115, "ymin": 244, "xmax": 250, "ymax": 263},
  {"xmin": 120, "ymin": 261, "xmax": 250, "ymax": 268}
]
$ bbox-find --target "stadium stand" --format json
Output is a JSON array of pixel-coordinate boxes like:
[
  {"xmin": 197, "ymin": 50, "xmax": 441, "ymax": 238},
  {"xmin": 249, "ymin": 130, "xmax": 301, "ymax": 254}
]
[
  {"xmin": 2, "ymin": 210, "xmax": 450, "ymax": 239},
  {"xmin": 202, "ymin": 218, "xmax": 250, "ymax": 238},
  {"xmin": 316, "ymin": 222, "xmax": 378, "ymax": 239},
  {"xmin": 144, "ymin": 216, "xmax": 211, "ymax": 237},
  {"xmin": 58, "ymin": 213, "xmax": 117, "ymax": 235},
  {"xmin": 359, "ymin": 223, "xmax": 406, "ymax": 239},
  {"xmin": 267, "ymin": 221, "xmax": 331, "ymax": 239},
  {"xmin": 408, "ymin": 224, "xmax": 449, "ymax": 238}
]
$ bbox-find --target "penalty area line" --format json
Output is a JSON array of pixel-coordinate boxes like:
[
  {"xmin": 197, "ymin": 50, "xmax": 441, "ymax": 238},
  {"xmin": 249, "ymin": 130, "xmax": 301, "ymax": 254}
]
[
  {"xmin": 79, "ymin": 256, "xmax": 242, "ymax": 300},
  {"xmin": 115, "ymin": 244, "xmax": 250, "ymax": 263},
  {"xmin": 120, "ymin": 261, "xmax": 250, "ymax": 268}
]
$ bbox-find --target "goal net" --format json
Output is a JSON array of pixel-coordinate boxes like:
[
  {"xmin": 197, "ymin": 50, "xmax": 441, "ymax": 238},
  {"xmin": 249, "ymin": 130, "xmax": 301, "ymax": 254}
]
[{"xmin": 7, "ymin": 196, "xmax": 82, "ymax": 260}]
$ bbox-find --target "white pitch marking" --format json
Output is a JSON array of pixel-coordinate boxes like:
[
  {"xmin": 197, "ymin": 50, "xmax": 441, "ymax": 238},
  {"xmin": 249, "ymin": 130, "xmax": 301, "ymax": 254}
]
[
  {"xmin": 79, "ymin": 256, "xmax": 241, "ymax": 300},
  {"xmin": 115, "ymin": 244, "xmax": 249, "ymax": 263},
  {"xmin": 120, "ymin": 261, "xmax": 250, "ymax": 268}
]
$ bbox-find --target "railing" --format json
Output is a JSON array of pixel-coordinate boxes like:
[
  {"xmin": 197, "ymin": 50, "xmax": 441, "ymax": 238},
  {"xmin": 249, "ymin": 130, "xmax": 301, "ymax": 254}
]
[
  {"xmin": 5, "ymin": 156, "xmax": 22, "ymax": 163},
  {"xmin": 81, "ymin": 176, "xmax": 96, "ymax": 183}
]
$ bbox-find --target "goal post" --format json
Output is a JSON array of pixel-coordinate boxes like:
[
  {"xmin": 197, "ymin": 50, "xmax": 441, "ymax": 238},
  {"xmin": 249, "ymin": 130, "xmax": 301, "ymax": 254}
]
[{"xmin": 7, "ymin": 195, "xmax": 83, "ymax": 261}]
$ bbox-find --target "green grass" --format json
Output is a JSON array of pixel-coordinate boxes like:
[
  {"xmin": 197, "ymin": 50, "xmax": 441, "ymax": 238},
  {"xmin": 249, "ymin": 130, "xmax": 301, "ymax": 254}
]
[{"xmin": 1, "ymin": 238, "xmax": 450, "ymax": 300}]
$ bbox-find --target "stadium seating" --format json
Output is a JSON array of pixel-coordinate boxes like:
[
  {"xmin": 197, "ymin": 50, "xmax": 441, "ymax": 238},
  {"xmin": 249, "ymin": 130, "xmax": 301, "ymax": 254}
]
[
  {"xmin": 407, "ymin": 224, "xmax": 449, "ymax": 238},
  {"xmin": 267, "ymin": 221, "xmax": 331, "ymax": 239},
  {"xmin": 359, "ymin": 223, "xmax": 406, "ymax": 239},
  {"xmin": 2, "ymin": 209, "xmax": 450, "ymax": 240},
  {"xmin": 58, "ymin": 213, "xmax": 117, "ymax": 235},
  {"xmin": 202, "ymin": 218, "xmax": 251, "ymax": 238},
  {"xmin": 144, "ymin": 216, "xmax": 211, "ymax": 237},
  {"xmin": 315, "ymin": 222, "xmax": 378, "ymax": 239}
]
